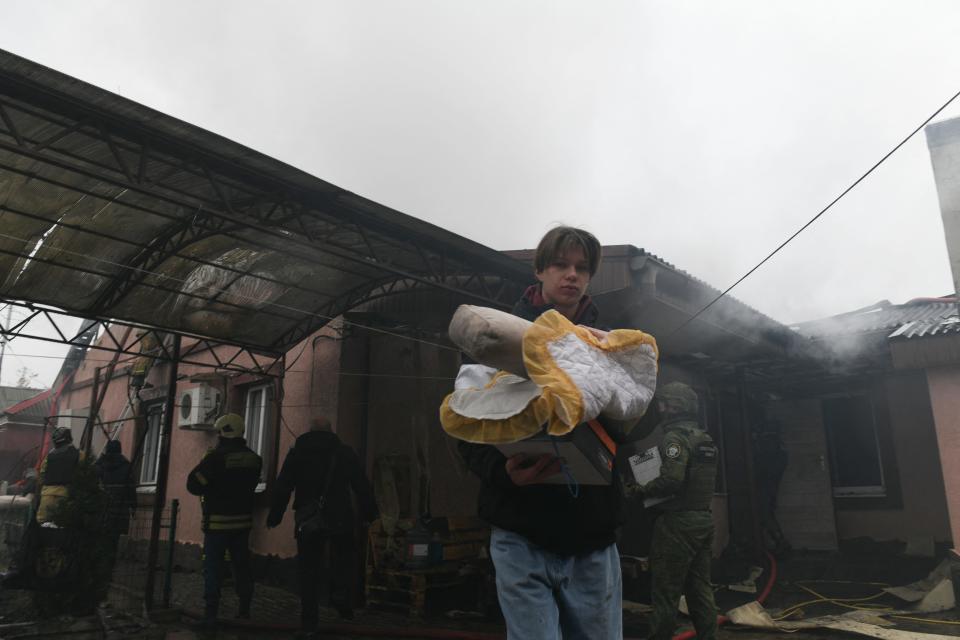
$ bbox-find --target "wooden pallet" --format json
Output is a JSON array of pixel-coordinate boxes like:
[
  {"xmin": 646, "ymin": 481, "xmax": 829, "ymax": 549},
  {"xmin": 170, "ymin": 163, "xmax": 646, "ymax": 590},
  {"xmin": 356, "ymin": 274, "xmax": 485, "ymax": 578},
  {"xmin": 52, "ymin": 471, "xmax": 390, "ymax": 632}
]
[
  {"xmin": 366, "ymin": 563, "xmax": 483, "ymax": 617},
  {"xmin": 365, "ymin": 516, "xmax": 489, "ymax": 617}
]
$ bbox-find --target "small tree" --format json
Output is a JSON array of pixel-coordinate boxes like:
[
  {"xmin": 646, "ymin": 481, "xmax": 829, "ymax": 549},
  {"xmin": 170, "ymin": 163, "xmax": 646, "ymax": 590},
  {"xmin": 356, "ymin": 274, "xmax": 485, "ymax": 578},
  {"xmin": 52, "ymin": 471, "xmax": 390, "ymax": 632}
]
[{"xmin": 15, "ymin": 366, "xmax": 39, "ymax": 388}]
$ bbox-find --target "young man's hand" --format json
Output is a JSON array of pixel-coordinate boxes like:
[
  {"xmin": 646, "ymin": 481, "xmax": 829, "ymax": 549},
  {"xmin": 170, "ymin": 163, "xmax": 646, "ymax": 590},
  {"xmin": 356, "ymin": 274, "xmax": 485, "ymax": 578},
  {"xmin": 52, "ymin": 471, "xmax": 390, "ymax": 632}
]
[{"xmin": 505, "ymin": 454, "xmax": 562, "ymax": 486}]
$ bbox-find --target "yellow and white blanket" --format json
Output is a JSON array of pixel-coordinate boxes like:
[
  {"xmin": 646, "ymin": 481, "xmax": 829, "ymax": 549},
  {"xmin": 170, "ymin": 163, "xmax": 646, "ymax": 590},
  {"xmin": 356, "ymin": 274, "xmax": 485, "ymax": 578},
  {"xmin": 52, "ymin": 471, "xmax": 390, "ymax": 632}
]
[{"xmin": 440, "ymin": 306, "xmax": 659, "ymax": 444}]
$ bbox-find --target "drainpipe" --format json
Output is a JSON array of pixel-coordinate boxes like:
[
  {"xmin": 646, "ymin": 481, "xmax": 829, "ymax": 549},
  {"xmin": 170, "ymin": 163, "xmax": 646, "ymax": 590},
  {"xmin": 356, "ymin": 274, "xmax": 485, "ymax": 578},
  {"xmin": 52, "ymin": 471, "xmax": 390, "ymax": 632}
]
[
  {"xmin": 925, "ymin": 122, "xmax": 960, "ymax": 308},
  {"xmin": 736, "ymin": 367, "xmax": 764, "ymax": 558},
  {"xmin": 358, "ymin": 331, "xmax": 372, "ymax": 475},
  {"xmin": 82, "ymin": 367, "xmax": 100, "ymax": 457},
  {"xmin": 144, "ymin": 334, "xmax": 181, "ymax": 610},
  {"xmin": 270, "ymin": 354, "xmax": 286, "ymax": 483},
  {"xmin": 356, "ymin": 329, "xmax": 373, "ymax": 607}
]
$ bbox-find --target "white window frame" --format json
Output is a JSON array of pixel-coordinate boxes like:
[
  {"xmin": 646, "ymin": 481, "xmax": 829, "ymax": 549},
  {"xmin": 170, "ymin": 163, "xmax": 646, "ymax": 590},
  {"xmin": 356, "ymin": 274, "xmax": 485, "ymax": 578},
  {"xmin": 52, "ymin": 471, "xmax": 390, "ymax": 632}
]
[
  {"xmin": 243, "ymin": 384, "xmax": 272, "ymax": 458},
  {"xmin": 139, "ymin": 403, "xmax": 164, "ymax": 486},
  {"xmin": 243, "ymin": 384, "xmax": 273, "ymax": 492}
]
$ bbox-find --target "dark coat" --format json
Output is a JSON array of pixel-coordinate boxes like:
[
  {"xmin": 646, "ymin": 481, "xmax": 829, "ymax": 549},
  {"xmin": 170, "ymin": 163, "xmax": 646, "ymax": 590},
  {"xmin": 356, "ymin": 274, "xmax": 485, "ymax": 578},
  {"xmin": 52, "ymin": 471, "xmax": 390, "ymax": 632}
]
[
  {"xmin": 95, "ymin": 447, "xmax": 137, "ymax": 534},
  {"xmin": 42, "ymin": 444, "xmax": 80, "ymax": 486},
  {"xmin": 267, "ymin": 430, "xmax": 378, "ymax": 529},
  {"xmin": 456, "ymin": 285, "xmax": 626, "ymax": 556},
  {"xmin": 186, "ymin": 437, "xmax": 262, "ymax": 532}
]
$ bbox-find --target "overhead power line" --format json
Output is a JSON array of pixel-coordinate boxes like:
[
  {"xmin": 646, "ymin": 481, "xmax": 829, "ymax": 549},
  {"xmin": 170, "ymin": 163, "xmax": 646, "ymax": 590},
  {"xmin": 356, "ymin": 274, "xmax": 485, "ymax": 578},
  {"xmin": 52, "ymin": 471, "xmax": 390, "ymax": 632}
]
[{"xmin": 665, "ymin": 86, "xmax": 960, "ymax": 340}]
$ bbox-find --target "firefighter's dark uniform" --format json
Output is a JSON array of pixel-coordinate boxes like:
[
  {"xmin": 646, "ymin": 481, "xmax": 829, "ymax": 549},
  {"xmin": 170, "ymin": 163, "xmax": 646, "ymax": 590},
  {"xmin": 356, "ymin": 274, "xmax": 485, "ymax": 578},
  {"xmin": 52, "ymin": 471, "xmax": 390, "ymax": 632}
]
[
  {"xmin": 37, "ymin": 428, "xmax": 83, "ymax": 523},
  {"xmin": 186, "ymin": 415, "xmax": 262, "ymax": 623},
  {"xmin": 2, "ymin": 428, "xmax": 81, "ymax": 588},
  {"xmin": 633, "ymin": 383, "xmax": 718, "ymax": 640}
]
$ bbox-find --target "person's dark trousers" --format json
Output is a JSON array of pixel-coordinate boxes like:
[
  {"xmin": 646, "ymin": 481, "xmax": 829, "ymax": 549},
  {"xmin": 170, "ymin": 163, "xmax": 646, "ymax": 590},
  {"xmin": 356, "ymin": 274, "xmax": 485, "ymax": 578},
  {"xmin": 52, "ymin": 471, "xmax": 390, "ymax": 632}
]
[
  {"xmin": 296, "ymin": 532, "xmax": 357, "ymax": 629},
  {"xmin": 97, "ymin": 531, "xmax": 122, "ymax": 602},
  {"xmin": 648, "ymin": 511, "xmax": 717, "ymax": 640},
  {"xmin": 202, "ymin": 529, "xmax": 253, "ymax": 620}
]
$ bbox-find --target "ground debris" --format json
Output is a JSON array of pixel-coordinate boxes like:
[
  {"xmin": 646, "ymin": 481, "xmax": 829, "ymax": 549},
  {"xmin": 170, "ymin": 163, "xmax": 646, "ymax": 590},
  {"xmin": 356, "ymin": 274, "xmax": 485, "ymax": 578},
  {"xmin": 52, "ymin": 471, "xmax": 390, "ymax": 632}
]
[{"xmin": 727, "ymin": 601, "xmax": 957, "ymax": 640}]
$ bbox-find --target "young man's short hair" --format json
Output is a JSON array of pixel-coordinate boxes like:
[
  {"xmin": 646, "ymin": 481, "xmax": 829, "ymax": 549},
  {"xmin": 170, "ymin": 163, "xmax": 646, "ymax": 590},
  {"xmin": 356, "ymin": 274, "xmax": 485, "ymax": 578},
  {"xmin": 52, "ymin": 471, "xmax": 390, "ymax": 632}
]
[{"xmin": 534, "ymin": 226, "xmax": 602, "ymax": 276}]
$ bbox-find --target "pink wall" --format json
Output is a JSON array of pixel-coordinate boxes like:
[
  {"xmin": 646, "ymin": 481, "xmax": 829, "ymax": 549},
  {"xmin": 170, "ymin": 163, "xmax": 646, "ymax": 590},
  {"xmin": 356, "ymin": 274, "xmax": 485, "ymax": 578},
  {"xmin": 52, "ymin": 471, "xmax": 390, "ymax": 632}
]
[
  {"xmin": 0, "ymin": 422, "xmax": 44, "ymax": 482},
  {"xmin": 57, "ymin": 323, "xmax": 346, "ymax": 561},
  {"xmin": 769, "ymin": 371, "xmax": 952, "ymax": 546},
  {"xmin": 925, "ymin": 366, "xmax": 960, "ymax": 546},
  {"xmin": 336, "ymin": 331, "xmax": 472, "ymax": 522}
]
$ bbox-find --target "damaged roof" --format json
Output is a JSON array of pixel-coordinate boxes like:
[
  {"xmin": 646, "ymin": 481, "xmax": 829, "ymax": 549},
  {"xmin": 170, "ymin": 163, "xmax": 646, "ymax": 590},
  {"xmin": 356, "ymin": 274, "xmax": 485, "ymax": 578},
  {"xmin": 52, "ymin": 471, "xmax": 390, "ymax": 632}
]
[
  {"xmin": 0, "ymin": 49, "xmax": 529, "ymax": 354},
  {"xmin": 0, "ymin": 385, "xmax": 44, "ymax": 411},
  {"xmin": 794, "ymin": 297, "xmax": 959, "ymax": 339},
  {"xmin": 889, "ymin": 310, "xmax": 960, "ymax": 339},
  {"xmin": 0, "ymin": 385, "xmax": 50, "ymax": 425},
  {"xmin": 509, "ymin": 244, "xmax": 832, "ymax": 387}
]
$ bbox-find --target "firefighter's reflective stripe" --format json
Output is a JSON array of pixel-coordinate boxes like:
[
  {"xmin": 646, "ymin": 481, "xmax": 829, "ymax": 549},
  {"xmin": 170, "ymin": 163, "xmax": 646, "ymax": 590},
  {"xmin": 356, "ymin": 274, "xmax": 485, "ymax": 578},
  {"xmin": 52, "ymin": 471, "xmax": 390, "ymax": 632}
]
[
  {"xmin": 207, "ymin": 513, "xmax": 253, "ymax": 530},
  {"xmin": 36, "ymin": 484, "xmax": 69, "ymax": 523}
]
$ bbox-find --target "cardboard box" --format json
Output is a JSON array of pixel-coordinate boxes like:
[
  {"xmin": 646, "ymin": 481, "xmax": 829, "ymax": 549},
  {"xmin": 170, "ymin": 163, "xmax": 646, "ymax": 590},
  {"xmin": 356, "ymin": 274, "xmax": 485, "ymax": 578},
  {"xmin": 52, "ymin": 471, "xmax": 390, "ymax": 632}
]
[{"xmin": 495, "ymin": 420, "xmax": 617, "ymax": 485}]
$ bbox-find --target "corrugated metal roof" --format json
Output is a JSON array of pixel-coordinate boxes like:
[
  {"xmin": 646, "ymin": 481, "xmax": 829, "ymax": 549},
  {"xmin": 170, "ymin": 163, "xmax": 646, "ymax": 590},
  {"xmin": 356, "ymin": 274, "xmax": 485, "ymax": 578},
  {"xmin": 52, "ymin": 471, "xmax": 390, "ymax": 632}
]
[
  {"xmin": 509, "ymin": 244, "xmax": 790, "ymax": 333},
  {"xmin": 1, "ymin": 385, "xmax": 50, "ymax": 423},
  {"xmin": 795, "ymin": 297, "xmax": 960, "ymax": 345},
  {"xmin": 889, "ymin": 313, "xmax": 960, "ymax": 339},
  {"xmin": 794, "ymin": 299, "xmax": 958, "ymax": 338},
  {"xmin": 0, "ymin": 385, "xmax": 43, "ymax": 411},
  {"xmin": 0, "ymin": 48, "xmax": 529, "ymax": 354}
]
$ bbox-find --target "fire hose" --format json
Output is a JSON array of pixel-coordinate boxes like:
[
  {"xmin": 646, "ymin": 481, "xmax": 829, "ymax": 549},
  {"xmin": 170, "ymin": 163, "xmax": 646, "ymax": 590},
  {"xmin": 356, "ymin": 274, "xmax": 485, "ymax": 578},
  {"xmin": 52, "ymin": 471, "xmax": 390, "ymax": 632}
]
[{"xmin": 671, "ymin": 550, "xmax": 777, "ymax": 640}]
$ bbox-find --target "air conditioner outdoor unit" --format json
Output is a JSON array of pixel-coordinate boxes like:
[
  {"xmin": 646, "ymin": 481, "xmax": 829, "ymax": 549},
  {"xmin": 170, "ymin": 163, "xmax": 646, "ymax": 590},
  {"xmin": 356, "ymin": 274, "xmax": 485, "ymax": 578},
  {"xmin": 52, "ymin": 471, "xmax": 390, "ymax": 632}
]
[{"xmin": 178, "ymin": 385, "xmax": 222, "ymax": 429}]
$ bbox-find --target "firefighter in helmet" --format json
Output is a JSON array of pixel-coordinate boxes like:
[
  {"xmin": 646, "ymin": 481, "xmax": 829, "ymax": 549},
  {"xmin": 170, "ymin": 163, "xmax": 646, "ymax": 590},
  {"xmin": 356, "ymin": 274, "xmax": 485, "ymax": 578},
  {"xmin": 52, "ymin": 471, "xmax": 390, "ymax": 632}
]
[
  {"xmin": 36, "ymin": 427, "xmax": 83, "ymax": 523},
  {"xmin": 186, "ymin": 413, "xmax": 262, "ymax": 630}
]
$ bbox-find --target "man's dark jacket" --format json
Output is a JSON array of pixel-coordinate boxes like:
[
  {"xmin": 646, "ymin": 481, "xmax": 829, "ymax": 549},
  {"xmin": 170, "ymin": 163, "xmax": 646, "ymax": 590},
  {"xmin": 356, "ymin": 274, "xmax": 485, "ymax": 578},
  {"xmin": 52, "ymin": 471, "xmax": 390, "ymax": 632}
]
[
  {"xmin": 457, "ymin": 286, "xmax": 626, "ymax": 556},
  {"xmin": 95, "ymin": 443, "xmax": 137, "ymax": 533},
  {"xmin": 186, "ymin": 437, "xmax": 262, "ymax": 532},
  {"xmin": 43, "ymin": 444, "xmax": 80, "ymax": 486},
  {"xmin": 267, "ymin": 431, "xmax": 378, "ymax": 529}
]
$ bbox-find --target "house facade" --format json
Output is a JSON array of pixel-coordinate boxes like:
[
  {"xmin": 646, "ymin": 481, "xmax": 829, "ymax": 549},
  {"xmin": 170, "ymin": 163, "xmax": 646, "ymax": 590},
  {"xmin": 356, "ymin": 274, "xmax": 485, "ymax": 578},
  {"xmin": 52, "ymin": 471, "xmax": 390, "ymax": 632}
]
[
  {"xmin": 0, "ymin": 386, "xmax": 50, "ymax": 487},
  {"xmin": 766, "ymin": 297, "xmax": 959, "ymax": 552},
  {"xmin": 54, "ymin": 243, "xmax": 828, "ymax": 575}
]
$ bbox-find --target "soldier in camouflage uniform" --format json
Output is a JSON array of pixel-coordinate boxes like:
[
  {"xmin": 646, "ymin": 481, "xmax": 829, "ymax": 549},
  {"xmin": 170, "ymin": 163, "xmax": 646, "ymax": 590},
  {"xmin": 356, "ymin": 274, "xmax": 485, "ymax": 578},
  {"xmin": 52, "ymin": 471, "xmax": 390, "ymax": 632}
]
[{"xmin": 628, "ymin": 382, "xmax": 718, "ymax": 640}]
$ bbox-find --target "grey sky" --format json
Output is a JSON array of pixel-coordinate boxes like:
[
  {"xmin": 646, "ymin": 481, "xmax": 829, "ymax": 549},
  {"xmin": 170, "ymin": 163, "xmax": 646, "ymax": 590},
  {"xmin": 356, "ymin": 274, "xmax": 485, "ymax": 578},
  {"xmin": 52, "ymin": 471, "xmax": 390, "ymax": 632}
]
[{"xmin": 2, "ymin": 1, "xmax": 960, "ymax": 386}]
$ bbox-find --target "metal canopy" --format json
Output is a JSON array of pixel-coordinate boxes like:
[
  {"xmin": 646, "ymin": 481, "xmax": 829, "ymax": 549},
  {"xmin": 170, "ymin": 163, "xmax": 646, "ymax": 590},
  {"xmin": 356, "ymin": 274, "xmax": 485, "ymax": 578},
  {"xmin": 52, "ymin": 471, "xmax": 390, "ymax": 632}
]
[{"xmin": 0, "ymin": 48, "xmax": 529, "ymax": 356}]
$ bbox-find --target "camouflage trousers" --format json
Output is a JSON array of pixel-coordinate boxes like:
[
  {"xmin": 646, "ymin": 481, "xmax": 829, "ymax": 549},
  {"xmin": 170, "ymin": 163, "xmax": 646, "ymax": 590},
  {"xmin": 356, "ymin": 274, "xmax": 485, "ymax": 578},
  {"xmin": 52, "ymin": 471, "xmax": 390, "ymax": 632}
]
[{"xmin": 648, "ymin": 511, "xmax": 717, "ymax": 640}]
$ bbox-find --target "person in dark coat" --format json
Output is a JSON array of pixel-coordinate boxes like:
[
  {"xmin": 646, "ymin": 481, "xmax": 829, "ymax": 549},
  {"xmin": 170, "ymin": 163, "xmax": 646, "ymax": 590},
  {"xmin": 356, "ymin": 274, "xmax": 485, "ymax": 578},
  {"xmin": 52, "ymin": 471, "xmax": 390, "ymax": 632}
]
[
  {"xmin": 186, "ymin": 413, "xmax": 262, "ymax": 630},
  {"xmin": 754, "ymin": 419, "xmax": 791, "ymax": 555},
  {"xmin": 457, "ymin": 226, "xmax": 628, "ymax": 639},
  {"xmin": 95, "ymin": 440, "xmax": 136, "ymax": 535},
  {"xmin": 267, "ymin": 417, "xmax": 378, "ymax": 635}
]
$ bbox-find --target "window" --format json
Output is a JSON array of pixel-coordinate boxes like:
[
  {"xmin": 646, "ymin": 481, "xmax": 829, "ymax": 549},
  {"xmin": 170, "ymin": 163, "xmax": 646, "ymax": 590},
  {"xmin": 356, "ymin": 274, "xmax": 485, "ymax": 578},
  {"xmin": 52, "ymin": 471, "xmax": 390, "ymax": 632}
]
[
  {"xmin": 139, "ymin": 403, "xmax": 164, "ymax": 485},
  {"xmin": 243, "ymin": 384, "xmax": 274, "ymax": 462},
  {"xmin": 822, "ymin": 395, "xmax": 885, "ymax": 497}
]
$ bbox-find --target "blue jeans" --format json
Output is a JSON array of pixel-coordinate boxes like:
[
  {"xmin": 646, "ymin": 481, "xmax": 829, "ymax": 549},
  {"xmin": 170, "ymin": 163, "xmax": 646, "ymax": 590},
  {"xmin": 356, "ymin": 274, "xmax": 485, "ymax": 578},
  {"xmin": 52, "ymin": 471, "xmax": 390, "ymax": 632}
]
[
  {"xmin": 489, "ymin": 527, "xmax": 622, "ymax": 640},
  {"xmin": 202, "ymin": 529, "xmax": 253, "ymax": 617}
]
